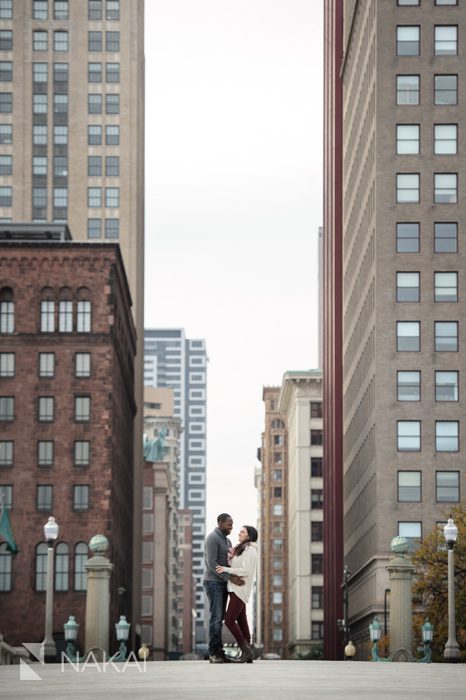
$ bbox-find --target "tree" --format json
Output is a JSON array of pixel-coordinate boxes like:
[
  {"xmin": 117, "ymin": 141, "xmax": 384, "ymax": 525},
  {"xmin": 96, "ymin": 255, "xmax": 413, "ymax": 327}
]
[{"xmin": 412, "ymin": 504, "xmax": 466, "ymax": 662}]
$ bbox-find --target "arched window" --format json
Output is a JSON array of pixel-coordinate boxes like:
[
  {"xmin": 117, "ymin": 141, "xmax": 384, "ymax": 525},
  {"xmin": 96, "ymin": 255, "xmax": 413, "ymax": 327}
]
[
  {"xmin": 40, "ymin": 287, "xmax": 55, "ymax": 333},
  {"xmin": 0, "ymin": 287, "xmax": 14, "ymax": 334},
  {"xmin": 0, "ymin": 542, "xmax": 12, "ymax": 591},
  {"xmin": 271, "ymin": 419, "xmax": 285, "ymax": 430},
  {"xmin": 35, "ymin": 542, "xmax": 48, "ymax": 591},
  {"xmin": 55, "ymin": 542, "xmax": 69, "ymax": 591},
  {"xmin": 74, "ymin": 542, "xmax": 88, "ymax": 591}
]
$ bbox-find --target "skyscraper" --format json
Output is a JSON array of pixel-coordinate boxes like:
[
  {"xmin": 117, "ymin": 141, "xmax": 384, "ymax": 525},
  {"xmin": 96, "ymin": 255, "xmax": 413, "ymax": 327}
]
[
  {"xmin": 324, "ymin": 0, "xmax": 466, "ymax": 653},
  {"xmin": 144, "ymin": 328, "xmax": 207, "ymax": 645}
]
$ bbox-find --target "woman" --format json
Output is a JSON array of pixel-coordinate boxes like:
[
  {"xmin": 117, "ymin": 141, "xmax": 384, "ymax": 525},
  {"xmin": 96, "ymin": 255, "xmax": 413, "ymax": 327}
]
[{"xmin": 216, "ymin": 524, "xmax": 258, "ymax": 663}]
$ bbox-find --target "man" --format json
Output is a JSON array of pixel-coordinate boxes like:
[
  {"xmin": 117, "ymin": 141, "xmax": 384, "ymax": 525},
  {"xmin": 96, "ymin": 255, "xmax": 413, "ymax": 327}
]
[{"xmin": 204, "ymin": 513, "xmax": 244, "ymax": 663}]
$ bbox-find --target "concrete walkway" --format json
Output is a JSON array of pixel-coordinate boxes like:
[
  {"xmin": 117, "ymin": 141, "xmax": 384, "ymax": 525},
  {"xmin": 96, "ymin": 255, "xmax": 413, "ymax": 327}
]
[{"xmin": 1, "ymin": 660, "xmax": 465, "ymax": 699}]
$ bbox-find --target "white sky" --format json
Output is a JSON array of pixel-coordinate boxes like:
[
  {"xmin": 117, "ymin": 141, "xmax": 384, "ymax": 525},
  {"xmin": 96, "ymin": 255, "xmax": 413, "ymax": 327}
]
[{"xmin": 144, "ymin": 0, "xmax": 323, "ymax": 539}]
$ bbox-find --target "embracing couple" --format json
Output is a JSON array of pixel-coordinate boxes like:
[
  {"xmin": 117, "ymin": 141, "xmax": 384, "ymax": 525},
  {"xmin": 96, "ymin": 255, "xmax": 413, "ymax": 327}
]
[{"xmin": 203, "ymin": 512, "xmax": 258, "ymax": 664}]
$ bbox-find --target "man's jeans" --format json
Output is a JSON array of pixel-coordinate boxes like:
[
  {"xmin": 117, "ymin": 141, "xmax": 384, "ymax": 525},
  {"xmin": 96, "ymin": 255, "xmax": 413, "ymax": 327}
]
[{"xmin": 203, "ymin": 580, "xmax": 228, "ymax": 656}]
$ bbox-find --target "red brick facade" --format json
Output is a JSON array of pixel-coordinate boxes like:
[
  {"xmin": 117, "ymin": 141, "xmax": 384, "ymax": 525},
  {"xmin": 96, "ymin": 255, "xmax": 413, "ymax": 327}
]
[{"xmin": 0, "ymin": 242, "xmax": 136, "ymax": 651}]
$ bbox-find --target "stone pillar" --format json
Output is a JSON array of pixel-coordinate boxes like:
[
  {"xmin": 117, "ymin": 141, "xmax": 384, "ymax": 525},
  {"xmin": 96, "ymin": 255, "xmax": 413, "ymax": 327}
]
[
  {"xmin": 385, "ymin": 538, "xmax": 415, "ymax": 655},
  {"xmin": 84, "ymin": 535, "xmax": 113, "ymax": 656}
]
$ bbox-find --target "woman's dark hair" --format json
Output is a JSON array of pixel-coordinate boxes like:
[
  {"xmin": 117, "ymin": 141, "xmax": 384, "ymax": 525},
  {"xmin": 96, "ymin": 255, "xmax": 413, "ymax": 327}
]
[{"xmin": 233, "ymin": 525, "xmax": 259, "ymax": 557}]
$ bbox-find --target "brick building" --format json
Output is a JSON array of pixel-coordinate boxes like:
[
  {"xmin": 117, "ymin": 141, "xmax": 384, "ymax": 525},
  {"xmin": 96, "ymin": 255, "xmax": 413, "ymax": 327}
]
[{"xmin": 0, "ymin": 228, "xmax": 136, "ymax": 651}]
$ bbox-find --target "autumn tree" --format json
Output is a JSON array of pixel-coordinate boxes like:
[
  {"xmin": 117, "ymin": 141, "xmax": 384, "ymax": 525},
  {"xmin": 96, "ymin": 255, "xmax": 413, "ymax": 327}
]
[{"xmin": 412, "ymin": 504, "xmax": 466, "ymax": 662}]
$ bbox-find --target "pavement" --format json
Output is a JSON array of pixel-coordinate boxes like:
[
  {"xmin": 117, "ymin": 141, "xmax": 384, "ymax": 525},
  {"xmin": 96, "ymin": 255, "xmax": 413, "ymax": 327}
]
[{"xmin": 1, "ymin": 659, "xmax": 466, "ymax": 700}]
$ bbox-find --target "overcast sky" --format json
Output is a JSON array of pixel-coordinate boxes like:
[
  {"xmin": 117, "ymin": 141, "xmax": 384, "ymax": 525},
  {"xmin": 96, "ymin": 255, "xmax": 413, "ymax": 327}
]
[{"xmin": 144, "ymin": 0, "xmax": 323, "ymax": 538}]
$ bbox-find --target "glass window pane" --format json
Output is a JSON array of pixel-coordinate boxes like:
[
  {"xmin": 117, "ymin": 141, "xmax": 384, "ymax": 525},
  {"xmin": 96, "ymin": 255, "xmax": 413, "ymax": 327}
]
[
  {"xmin": 397, "ymin": 75, "xmax": 420, "ymax": 105},
  {"xmin": 435, "ymin": 26, "xmax": 457, "ymax": 55},
  {"xmin": 397, "ymin": 174, "xmax": 420, "ymax": 203},
  {"xmin": 434, "ymin": 173, "xmax": 457, "ymax": 204},
  {"xmin": 435, "ymin": 75, "xmax": 457, "ymax": 105},
  {"xmin": 436, "ymin": 471, "xmax": 459, "ymax": 502},
  {"xmin": 435, "ymin": 421, "xmax": 459, "ymax": 451},
  {"xmin": 434, "ymin": 222, "xmax": 457, "ymax": 253},
  {"xmin": 435, "ymin": 371, "xmax": 458, "ymax": 401},
  {"xmin": 397, "ymin": 26, "xmax": 420, "ymax": 56},
  {"xmin": 435, "ymin": 321, "xmax": 458, "ymax": 351},
  {"xmin": 397, "ymin": 420, "xmax": 421, "ymax": 451},
  {"xmin": 397, "ymin": 370, "xmax": 420, "ymax": 401},
  {"xmin": 396, "ymin": 272, "xmax": 420, "ymax": 302},
  {"xmin": 396, "ymin": 222, "xmax": 419, "ymax": 253},
  {"xmin": 434, "ymin": 124, "xmax": 457, "ymax": 155},
  {"xmin": 398, "ymin": 471, "xmax": 421, "ymax": 501},
  {"xmin": 397, "ymin": 321, "xmax": 420, "ymax": 351},
  {"xmin": 434, "ymin": 271, "xmax": 457, "ymax": 302}
]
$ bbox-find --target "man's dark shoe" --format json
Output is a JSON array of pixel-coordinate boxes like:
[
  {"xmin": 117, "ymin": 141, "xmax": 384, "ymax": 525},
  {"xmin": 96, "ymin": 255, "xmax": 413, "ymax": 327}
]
[{"xmin": 209, "ymin": 654, "xmax": 225, "ymax": 664}]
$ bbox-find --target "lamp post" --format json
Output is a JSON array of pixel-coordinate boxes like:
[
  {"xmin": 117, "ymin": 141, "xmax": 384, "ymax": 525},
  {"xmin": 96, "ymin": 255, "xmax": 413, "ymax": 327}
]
[
  {"xmin": 418, "ymin": 619, "xmax": 434, "ymax": 664},
  {"xmin": 64, "ymin": 616, "xmax": 79, "ymax": 661},
  {"xmin": 369, "ymin": 616, "xmax": 382, "ymax": 662},
  {"xmin": 112, "ymin": 615, "xmax": 130, "ymax": 661},
  {"xmin": 42, "ymin": 516, "xmax": 59, "ymax": 661},
  {"xmin": 443, "ymin": 517, "xmax": 460, "ymax": 663}
]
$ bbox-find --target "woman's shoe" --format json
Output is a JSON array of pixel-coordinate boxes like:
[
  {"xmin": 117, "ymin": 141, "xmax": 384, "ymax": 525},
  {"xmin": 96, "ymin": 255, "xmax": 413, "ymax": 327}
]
[{"xmin": 238, "ymin": 642, "xmax": 254, "ymax": 663}]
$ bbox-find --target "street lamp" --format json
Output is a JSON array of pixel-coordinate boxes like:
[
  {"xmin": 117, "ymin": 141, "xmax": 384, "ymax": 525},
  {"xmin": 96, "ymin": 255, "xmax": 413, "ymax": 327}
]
[
  {"xmin": 369, "ymin": 616, "xmax": 382, "ymax": 662},
  {"xmin": 112, "ymin": 615, "xmax": 131, "ymax": 661},
  {"xmin": 443, "ymin": 517, "xmax": 460, "ymax": 663},
  {"xmin": 63, "ymin": 615, "xmax": 79, "ymax": 661},
  {"xmin": 42, "ymin": 516, "xmax": 59, "ymax": 661}
]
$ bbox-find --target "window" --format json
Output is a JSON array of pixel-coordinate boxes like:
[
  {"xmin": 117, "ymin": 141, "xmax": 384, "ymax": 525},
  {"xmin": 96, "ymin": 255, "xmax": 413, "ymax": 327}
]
[
  {"xmin": 88, "ymin": 63, "xmax": 102, "ymax": 83},
  {"xmin": 398, "ymin": 521, "xmax": 422, "ymax": 548},
  {"xmin": 435, "ymin": 370, "xmax": 458, "ymax": 401},
  {"xmin": 88, "ymin": 31, "xmax": 102, "ymax": 52},
  {"xmin": 33, "ymin": 1, "xmax": 48, "ymax": 18},
  {"xmin": 75, "ymin": 353, "xmax": 91, "ymax": 378},
  {"xmin": 53, "ymin": 94, "xmax": 68, "ymax": 114},
  {"xmin": 0, "ymin": 62, "xmax": 12, "ymax": 82},
  {"xmin": 54, "ymin": 63, "xmax": 68, "ymax": 82},
  {"xmin": 0, "ymin": 441, "xmax": 13, "ymax": 467},
  {"xmin": 434, "ymin": 75, "xmax": 457, "ymax": 105},
  {"xmin": 75, "ymin": 396, "xmax": 91, "ymax": 422},
  {"xmin": 40, "ymin": 300, "xmax": 54, "ymax": 332},
  {"xmin": 88, "ymin": 93, "xmax": 102, "ymax": 114},
  {"xmin": 0, "ymin": 125, "xmax": 12, "ymax": 144},
  {"xmin": 106, "ymin": 0, "xmax": 119, "ymax": 20},
  {"xmin": 105, "ymin": 93, "xmax": 119, "ymax": 114},
  {"xmin": 89, "ymin": 0, "xmax": 102, "ymax": 20},
  {"xmin": 53, "ymin": 188, "xmax": 67, "ymax": 209},
  {"xmin": 310, "ymin": 401, "xmax": 322, "ymax": 418},
  {"xmin": 38, "ymin": 397, "xmax": 54, "ymax": 422},
  {"xmin": 105, "ymin": 155, "xmax": 119, "ymax": 176},
  {"xmin": 434, "ymin": 125, "xmax": 457, "ymax": 156},
  {"xmin": 396, "ymin": 75, "xmax": 419, "ymax": 105},
  {"xmin": 105, "ymin": 187, "xmax": 119, "ymax": 207},
  {"xmin": 435, "ymin": 321, "xmax": 458, "ymax": 351},
  {"xmin": 0, "ymin": 484, "xmax": 12, "ymax": 507},
  {"xmin": 106, "ymin": 62, "xmax": 119, "ymax": 82},
  {"xmin": 106, "ymin": 31, "xmax": 120, "ymax": 51},
  {"xmin": 312, "ymin": 623, "xmax": 324, "ymax": 640},
  {"xmin": 397, "ymin": 174, "xmax": 419, "ymax": 203},
  {"xmin": 73, "ymin": 485, "xmax": 90, "ymax": 511},
  {"xmin": 311, "ymin": 522, "xmax": 323, "ymax": 542},
  {"xmin": 88, "ymin": 125, "xmax": 102, "ymax": 145},
  {"xmin": 38, "ymin": 441, "xmax": 53, "ymax": 467},
  {"xmin": 0, "ymin": 353, "xmax": 14, "ymax": 377},
  {"xmin": 106, "ymin": 125, "xmax": 119, "ymax": 145},
  {"xmin": 397, "ymin": 272, "xmax": 419, "ymax": 302},
  {"xmin": 53, "ymin": 31, "xmax": 68, "ymax": 52},
  {"xmin": 397, "ymin": 370, "xmax": 420, "ymax": 401},
  {"xmin": 77, "ymin": 301, "xmax": 91, "ymax": 332},
  {"xmin": 311, "ymin": 457, "xmax": 323, "ymax": 477},
  {"xmin": 397, "ymin": 125, "xmax": 420, "ymax": 155},
  {"xmin": 88, "ymin": 187, "xmax": 102, "ymax": 207},
  {"xmin": 39, "ymin": 352, "xmax": 55, "ymax": 378},
  {"xmin": 55, "ymin": 542, "xmax": 69, "ymax": 591},
  {"xmin": 312, "ymin": 554, "xmax": 323, "ymax": 574},
  {"xmin": 397, "ymin": 420, "xmax": 421, "ymax": 451},
  {"xmin": 54, "ymin": 156, "xmax": 67, "ymax": 178},
  {"xmin": 434, "ymin": 26, "xmax": 457, "ymax": 55},
  {"xmin": 37, "ymin": 484, "xmax": 53, "ymax": 511},
  {"xmin": 33, "ymin": 64, "xmax": 48, "ymax": 85},
  {"xmin": 53, "ymin": 125, "xmax": 68, "ymax": 145},
  {"xmin": 58, "ymin": 300, "xmax": 72, "ymax": 332},
  {"xmin": 33, "ymin": 31, "xmax": 48, "ymax": 52},
  {"xmin": 435, "ymin": 222, "xmax": 457, "ymax": 253},
  {"xmin": 434, "ymin": 173, "xmax": 457, "ymax": 203},
  {"xmin": 0, "ymin": 155, "xmax": 11, "ymax": 177},
  {"xmin": 272, "ymin": 469, "xmax": 282, "ymax": 482},
  {"xmin": 33, "ymin": 156, "xmax": 47, "ymax": 176},
  {"xmin": 33, "ymin": 94, "xmax": 47, "ymax": 115},
  {"xmin": 0, "ymin": 543, "xmax": 12, "ymax": 591},
  {"xmin": 0, "ymin": 291, "xmax": 13, "ymax": 333},
  {"xmin": 397, "ymin": 26, "xmax": 420, "ymax": 56},
  {"xmin": 35, "ymin": 543, "xmax": 48, "ymax": 591},
  {"xmin": 0, "ymin": 397, "xmax": 13, "ymax": 421},
  {"xmin": 74, "ymin": 441, "xmax": 90, "ymax": 467},
  {"xmin": 88, "ymin": 155, "xmax": 102, "ymax": 177},
  {"xmin": 54, "ymin": 1, "xmax": 69, "ymax": 20},
  {"xmin": 312, "ymin": 587, "xmax": 323, "ymax": 610},
  {"xmin": 397, "ymin": 321, "xmax": 420, "ymax": 351},
  {"xmin": 105, "ymin": 218, "xmax": 119, "ymax": 239},
  {"xmin": 33, "ymin": 125, "xmax": 47, "ymax": 145},
  {"xmin": 74, "ymin": 543, "xmax": 88, "ymax": 591},
  {"xmin": 0, "ymin": 30, "xmax": 12, "ymax": 51},
  {"xmin": 398, "ymin": 471, "xmax": 421, "ymax": 502},
  {"xmin": 0, "ymin": 93, "xmax": 11, "ymax": 113},
  {"xmin": 435, "ymin": 0, "xmax": 457, "ymax": 4},
  {"xmin": 273, "ymin": 486, "xmax": 282, "ymax": 498},
  {"xmin": 0, "ymin": 1, "xmax": 12, "ymax": 19},
  {"xmin": 311, "ymin": 489, "xmax": 323, "ymax": 510},
  {"xmin": 272, "ymin": 504, "xmax": 283, "ymax": 516},
  {"xmin": 435, "ymin": 421, "xmax": 459, "ymax": 451},
  {"xmin": 436, "ymin": 471, "xmax": 459, "ymax": 502},
  {"xmin": 87, "ymin": 218, "xmax": 101, "ymax": 239},
  {"xmin": 434, "ymin": 271, "xmax": 457, "ymax": 302},
  {"xmin": 310, "ymin": 430, "xmax": 323, "ymax": 446}
]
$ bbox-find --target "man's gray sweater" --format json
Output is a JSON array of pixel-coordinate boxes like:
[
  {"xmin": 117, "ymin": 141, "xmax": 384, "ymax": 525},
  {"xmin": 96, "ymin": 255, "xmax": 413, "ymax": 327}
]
[{"xmin": 204, "ymin": 527, "xmax": 232, "ymax": 582}]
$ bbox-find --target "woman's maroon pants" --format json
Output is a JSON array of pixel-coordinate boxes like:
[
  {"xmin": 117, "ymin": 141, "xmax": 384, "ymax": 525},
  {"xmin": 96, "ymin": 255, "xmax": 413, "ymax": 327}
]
[{"xmin": 224, "ymin": 592, "xmax": 251, "ymax": 644}]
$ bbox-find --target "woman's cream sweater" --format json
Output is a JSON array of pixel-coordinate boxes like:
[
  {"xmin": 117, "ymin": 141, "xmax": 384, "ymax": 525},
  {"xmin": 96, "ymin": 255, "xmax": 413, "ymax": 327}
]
[{"xmin": 223, "ymin": 542, "xmax": 257, "ymax": 604}]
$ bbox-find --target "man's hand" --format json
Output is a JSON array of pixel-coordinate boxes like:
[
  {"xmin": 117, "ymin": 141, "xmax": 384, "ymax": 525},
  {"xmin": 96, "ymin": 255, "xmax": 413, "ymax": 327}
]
[{"xmin": 230, "ymin": 574, "xmax": 245, "ymax": 586}]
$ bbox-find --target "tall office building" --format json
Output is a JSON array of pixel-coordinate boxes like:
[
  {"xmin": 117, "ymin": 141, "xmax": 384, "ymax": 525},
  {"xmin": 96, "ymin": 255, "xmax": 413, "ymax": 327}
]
[
  {"xmin": 324, "ymin": 0, "xmax": 466, "ymax": 654},
  {"xmin": 144, "ymin": 328, "xmax": 207, "ymax": 645},
  {"xmin": 0, "ymin": 0, "xmax": 145, "ymax": 638}
]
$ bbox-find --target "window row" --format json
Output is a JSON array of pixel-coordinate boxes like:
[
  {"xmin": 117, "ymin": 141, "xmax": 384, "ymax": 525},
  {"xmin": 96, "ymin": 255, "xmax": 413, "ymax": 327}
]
[
  {"xmin": 88, "ymin": 155, "xmax": 119, "ymax": 176},
  {"xmin": 87, "ymin": 217, "xmax": 119, "ymax": 239},
  {"xmin": 0, "ymin": 484, "xmax": 90, "ymax": 511},
  {"xmin": 33, "ymin": 94, "xmax": 71, "ymax": 115},
  {"xmin": 396, "ymin": 271, "xmax": 458, "ymax": 302},
  {"xmin": 0, "ymin": 352, "xmax": 91, "ymax": 379},
  {"xmin": 88, "ymin": 124, "xmax": 120, "ymax": 145},
  {"xmin": 397, "ymin": 74, "xmax": 457, "ymax": 105},
  {"xmin": 396, "ymin": 123, "xmax": 459, "ymax": 155},
  {"xmin": 88, "ymin": 0, "xmax": 120, "ymax": 21},
  {"xmin": 33, "ymin": 30, "xmax": 70, "ymax": 52},
  {"xmin": 32, "ymin": 1, "xmax": 69, "ymax": 19},
  {"xmin": 88, "ymin": 31, "xmax": 120, "ymax": 52},
  {"xmin": 397, "ymin": 470, "xmax": 459, "ymax": 502},
  {"xmin": 32, "ymin": 62, "xmax": 68, "ymax": 83},
  {"xmin": 397, "ymin": 419, "xmax": 459, "ymax": 451},
  {"xmin": 0, "ymin": 396, "xmax": 92, "ymax": 422},
  {"xmin": 0, "ymin": 540, "xmax": 89, "ymax": 593},
  {"xmin": 88, "ymin": 93, "xmax": 120, "ymax": 115},
  {"xmin": 397, "ymin": 369, "xmax": 459, "ymax": 400},
  {"xmin": 87, "ymin": 187, "xmax": 119, "ymax": 208},
  {"xmin": 40, "ymin": 300, "xmax": 92, "ymax": 332},
  {"xmin": 396, "ymin": 173, "xmax": 458, "ymax": 203},
  {"xmin": 0, "ymin": 440, "xmax": 91, "ymax": 468},
  {"xmin": 88, "ymin": 62, "xmax": 120, "ymax": 83},
  {"xmin": 398, "ymin": 1, "xmax": 457, "ymax": 6},
  {"xmin": 396, "ymin": 25, "xmax": 458, "ymax": 56},
  {"xmin": 397, "ymin": 320, "xmax": 458, "ymax": 351},
  {"xmin": 397, "ymin": 221, "xmax": 458, "ymax": 253}
]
